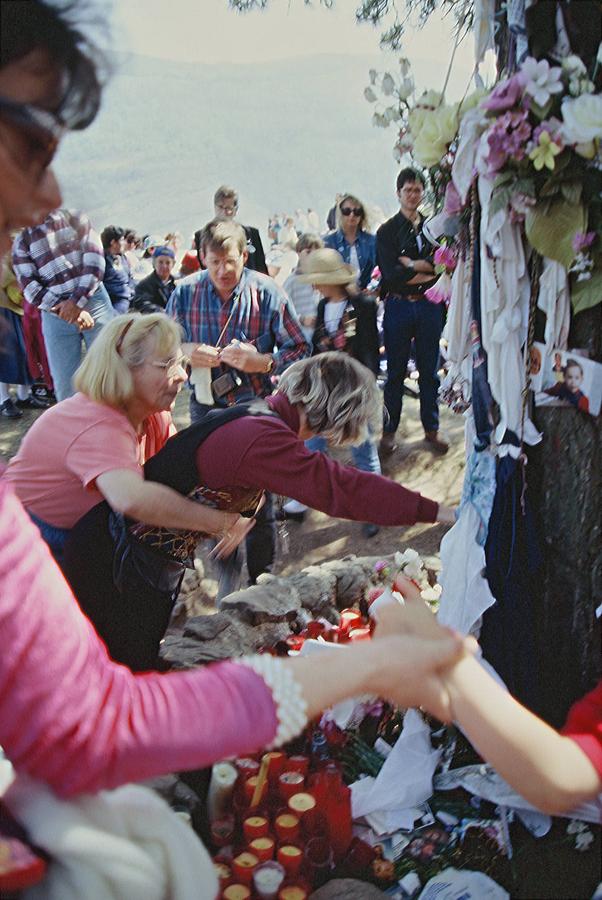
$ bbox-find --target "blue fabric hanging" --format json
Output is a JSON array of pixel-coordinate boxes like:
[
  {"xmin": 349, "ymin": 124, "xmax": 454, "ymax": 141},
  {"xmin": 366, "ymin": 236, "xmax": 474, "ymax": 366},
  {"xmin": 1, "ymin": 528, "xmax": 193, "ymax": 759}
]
[{"xmin": 480, "ymin": 432, "xmax": 544, "ymax": 709}]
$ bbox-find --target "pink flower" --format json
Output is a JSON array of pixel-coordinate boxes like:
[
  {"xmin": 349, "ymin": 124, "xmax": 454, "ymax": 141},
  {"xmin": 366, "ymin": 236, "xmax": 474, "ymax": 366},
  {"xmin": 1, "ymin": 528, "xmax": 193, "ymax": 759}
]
[
  {"xmin": 434, "ymin": 246, "xmax": 457, "ymax": 271},
  {"xmin": 443, "ymin": 181, "xmax": 463, "ymax": 215},
  {"xmin": 425, "ymin": 273, "xmax": 452, "ymax": 304},
  {"xmin": 573, "ymin": 231, "xmax": 597, "ymax": 253},
  {"xmin": 481, "ymin": 74, "xmax": 525, "ymax": 112}
]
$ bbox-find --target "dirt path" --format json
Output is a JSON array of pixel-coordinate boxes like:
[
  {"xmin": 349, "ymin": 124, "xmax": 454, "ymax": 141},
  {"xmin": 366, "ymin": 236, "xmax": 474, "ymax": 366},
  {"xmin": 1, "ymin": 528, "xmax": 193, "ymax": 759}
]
[{"xmin": 1, "ymin": 386, "xmax": 466, "ymax": 593}]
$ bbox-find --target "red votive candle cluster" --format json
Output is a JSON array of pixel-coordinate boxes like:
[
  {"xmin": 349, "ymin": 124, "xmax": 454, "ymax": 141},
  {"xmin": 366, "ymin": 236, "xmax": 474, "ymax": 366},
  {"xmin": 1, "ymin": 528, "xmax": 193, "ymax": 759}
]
[{"xmin": 211, "ymin": 721, "xmax": 359, "ymax": 895}]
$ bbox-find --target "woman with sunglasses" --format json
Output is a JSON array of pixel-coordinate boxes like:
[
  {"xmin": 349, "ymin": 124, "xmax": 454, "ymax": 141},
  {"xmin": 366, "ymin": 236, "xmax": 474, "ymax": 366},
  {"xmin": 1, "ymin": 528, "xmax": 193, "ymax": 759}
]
[
  {"xmin": 4, "ymin": 313, "xmax": 248, "ymax": 573},
  {"xmin": 324, "ymin": 193, "xmax": 377, "ymax": 290}
]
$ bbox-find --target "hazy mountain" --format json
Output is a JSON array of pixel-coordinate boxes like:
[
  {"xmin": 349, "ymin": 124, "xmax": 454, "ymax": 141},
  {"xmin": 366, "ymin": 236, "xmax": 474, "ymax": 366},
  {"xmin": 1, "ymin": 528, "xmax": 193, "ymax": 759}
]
[{"xmin": 52, "ymin": 51, "xmax": 418, "ymax": 242}]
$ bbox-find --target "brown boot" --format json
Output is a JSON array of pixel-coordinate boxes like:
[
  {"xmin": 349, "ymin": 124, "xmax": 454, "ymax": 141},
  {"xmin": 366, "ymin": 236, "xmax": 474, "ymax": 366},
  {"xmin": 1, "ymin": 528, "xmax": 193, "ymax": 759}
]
[
  {"xmin": 379, "ymin": 432, "xmax": 398, "ymax": 456},
  {"xmin": 424, "ymin": 431, "xmax": 449, "ymax": 454}
]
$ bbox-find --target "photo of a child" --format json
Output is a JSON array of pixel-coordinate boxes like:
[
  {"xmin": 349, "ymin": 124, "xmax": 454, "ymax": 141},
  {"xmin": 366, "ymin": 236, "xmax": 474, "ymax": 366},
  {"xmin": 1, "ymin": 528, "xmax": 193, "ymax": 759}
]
[
  {"xmin": 534, "ymin": 347, "xmax": 602, "ymax": 417},
  {"xmin": 544, "ymin": 358, "xmax": 589, "ymax": 413}
]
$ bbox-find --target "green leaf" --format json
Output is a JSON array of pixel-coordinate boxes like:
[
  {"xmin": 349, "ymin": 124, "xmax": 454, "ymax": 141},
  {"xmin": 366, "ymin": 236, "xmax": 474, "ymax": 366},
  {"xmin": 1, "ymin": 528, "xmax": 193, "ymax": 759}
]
[
  {"xmin": 561, "ymin": 180, "xmax": 583, "ymax": 205},
  {"xmin": 529, "ymin": 98, "xmax": 553, "ymax": 120},
  {"xmin": 525, "ymin": 200, "xmax": 586, "ymax": 269},
  {"xmin": 571, "ymin": 269, "xmax": 602, "ymax": 315},
  {"xmin": 493, "ymin": 171, "xmax": 515, "ymax": 189},
  {"xmin": 514, "ymin": 178, "xmax": 536, "ymax": 197},
  {"xmin": 490, "ymin": 186, "xmax": 512, "ymax": 217}
]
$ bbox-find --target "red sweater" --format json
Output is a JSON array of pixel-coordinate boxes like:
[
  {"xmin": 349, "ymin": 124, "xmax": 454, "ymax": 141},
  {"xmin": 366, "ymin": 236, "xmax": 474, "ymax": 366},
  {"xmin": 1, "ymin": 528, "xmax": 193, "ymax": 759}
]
[
  {"xmin": 561, "ymin": 680, "xmax": 602, "ymax": 777},
  {"xmin": 197, "ymin": 393, "xmax": 438, "ymax": 526}
]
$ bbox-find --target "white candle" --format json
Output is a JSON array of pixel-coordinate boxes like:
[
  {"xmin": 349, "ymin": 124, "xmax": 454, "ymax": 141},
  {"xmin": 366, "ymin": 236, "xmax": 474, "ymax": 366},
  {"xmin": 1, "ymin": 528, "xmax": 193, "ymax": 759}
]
[{"xmin": 206, "ymin": 761, "xmax": 237, "ymax": 822}]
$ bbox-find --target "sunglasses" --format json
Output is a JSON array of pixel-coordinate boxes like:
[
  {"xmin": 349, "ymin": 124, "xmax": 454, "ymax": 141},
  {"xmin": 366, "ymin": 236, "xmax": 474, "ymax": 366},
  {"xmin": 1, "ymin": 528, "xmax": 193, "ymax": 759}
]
[
  {"xmin": 0, "ymin": 95, "xmax": 65, "ymax": 182},
  {"xmin": 340, "ymin": 206, "xmax": 362, "ymax": 217}
]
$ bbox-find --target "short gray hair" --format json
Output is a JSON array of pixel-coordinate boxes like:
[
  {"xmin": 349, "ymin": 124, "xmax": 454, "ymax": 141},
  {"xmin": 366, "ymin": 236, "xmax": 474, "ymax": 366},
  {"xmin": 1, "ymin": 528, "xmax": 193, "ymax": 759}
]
[{"xmin": 277, "ymin": 352, "xmax": 382, "ymax": 447}]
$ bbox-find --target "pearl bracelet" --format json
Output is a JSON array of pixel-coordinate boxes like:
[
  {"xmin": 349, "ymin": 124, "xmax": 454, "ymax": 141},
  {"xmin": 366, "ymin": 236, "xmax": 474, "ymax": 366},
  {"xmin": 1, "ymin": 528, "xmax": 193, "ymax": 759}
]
[{"xmin": 236, "ymin": 655, "xmax": 308, "ymax": 749}]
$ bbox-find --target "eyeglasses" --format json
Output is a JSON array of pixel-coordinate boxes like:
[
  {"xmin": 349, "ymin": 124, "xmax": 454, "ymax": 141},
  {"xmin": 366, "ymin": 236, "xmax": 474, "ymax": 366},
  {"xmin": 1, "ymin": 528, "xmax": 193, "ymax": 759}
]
[
  {"xmin": 340, "ymin": 206, "xmax": 362, "ymax": 217},
  {"xmin": 0, "ymin": 95, "xmax": 65, "ymax": 182},
  {"xmin": 216, "ymin": 204, "xmax": 238, "ymax": 214},
  {"xmin": 148, "ymin": 354, "xmax": 189, "ymax": 377}
]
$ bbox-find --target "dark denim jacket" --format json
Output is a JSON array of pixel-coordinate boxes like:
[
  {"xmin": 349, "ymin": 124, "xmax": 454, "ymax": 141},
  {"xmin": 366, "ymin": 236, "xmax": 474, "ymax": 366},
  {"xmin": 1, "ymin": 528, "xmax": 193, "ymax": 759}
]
[{"xmin": 324, "ymin": 229, "xmax": 377, "ymax": 290}]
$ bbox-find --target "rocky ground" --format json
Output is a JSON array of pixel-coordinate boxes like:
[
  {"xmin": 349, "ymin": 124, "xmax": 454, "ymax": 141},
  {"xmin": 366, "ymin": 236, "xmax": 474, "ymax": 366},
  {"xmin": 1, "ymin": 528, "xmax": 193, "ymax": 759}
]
[{"xmin": 0, "ymin": 382, "xmax": 466, "ymax": 614}]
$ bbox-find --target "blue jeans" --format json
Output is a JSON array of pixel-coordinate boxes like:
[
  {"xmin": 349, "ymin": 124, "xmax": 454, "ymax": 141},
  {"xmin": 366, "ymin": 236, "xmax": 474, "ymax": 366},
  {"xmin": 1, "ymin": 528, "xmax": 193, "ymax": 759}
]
[
  {"xmin": 382, "ymin": 297, "xmax": 444, "ymax": 434},
  {"xmin": 190, "ymin": 395, "xmax": 276, "ymax": 600},
  {"xmin": 305, "ymin": 434, "xmax": 381, "ymax": 475},
  {"xmin": 28, "ymin": 511, "xmax": 70, "ymax": 565},
  {"xmin": 41, "ymin": 284, "xmax": 115, "ymax": 401}
]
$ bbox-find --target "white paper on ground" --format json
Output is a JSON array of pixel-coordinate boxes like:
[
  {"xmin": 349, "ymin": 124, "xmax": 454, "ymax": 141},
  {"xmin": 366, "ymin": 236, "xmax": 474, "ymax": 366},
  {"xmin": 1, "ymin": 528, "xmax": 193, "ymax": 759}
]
[
  {"xmin": 351, "ymin": 709, "xmax": 441, "ymax": 819},
  {"xmin": 435, "ymin": 764, "xmax": 602, "ymax": 825},
  {"xmin": 418, "ymin": 867, "xmax": 509, "ymax": 900}
]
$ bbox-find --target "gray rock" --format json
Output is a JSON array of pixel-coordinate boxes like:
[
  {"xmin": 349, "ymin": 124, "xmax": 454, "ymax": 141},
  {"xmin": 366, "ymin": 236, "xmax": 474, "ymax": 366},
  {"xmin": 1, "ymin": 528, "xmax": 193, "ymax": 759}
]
[
  {"xmin": 184, "ymin": 612, "xmax": 231, "ymax": 641},
  {"xmin": 220, "ymin": 580, "xmax": 301, "ymax": 625},
  {"xmin": 289, "ymin": 566, "xmax": 338, "ymax": 618},
  {"xmin": 310, "ymin": 879, "xmax": 388, "ymax": 899}
]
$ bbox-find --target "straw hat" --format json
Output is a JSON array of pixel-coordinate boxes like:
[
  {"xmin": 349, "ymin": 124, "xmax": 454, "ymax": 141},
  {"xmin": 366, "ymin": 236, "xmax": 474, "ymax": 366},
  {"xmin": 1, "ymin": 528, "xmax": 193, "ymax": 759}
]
[{"xmin": 298, "ymin": 248, "xmax": 357, "ymax": 285}]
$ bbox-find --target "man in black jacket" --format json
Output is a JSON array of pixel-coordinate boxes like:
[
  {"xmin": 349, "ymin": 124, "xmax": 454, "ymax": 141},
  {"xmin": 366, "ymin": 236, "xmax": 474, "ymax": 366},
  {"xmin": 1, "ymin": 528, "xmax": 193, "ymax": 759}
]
[
  {"xmin": 132, "ymin": 246, "xmax": 177, "ymax": 314},
  {"xmin": 377, "ymin": 168, "xmax": 448, "ymax": 456},
  {"xmin": 194, "ymin": 185, "xmax": 268, "ymax": 275}
]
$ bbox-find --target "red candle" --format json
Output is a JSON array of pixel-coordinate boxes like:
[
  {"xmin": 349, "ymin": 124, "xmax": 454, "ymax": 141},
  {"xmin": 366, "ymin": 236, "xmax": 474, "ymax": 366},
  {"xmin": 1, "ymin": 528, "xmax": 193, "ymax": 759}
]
[
  {"xmin": 286, "ymin": 756, "xmax": 309, "ymax": 777},
  {"xmin": 231, "ymin": 852, "xmax": 259, "ymax": 885},
  {"xmin": 348, "ymin": 625, "xmax": 371, "ymax": 642},
  {"xmin": 236, "ymin": 758, "xmax": 260, "ymax": 780},
  {"xmin": 249, "ymin": 836, "xmax": 275, "ymax": 863},
  {"xmin": 214, "ymin": 861, "xmax": 232, "ymax": 891},
  {"xmin": 285, "ymin": 635, "xmax": 304, "ymax": 652},
  {"xmin": 211, "ymin": 815, "xmax": 235, "ymax": 848},
  {"xmin": 287, "ymin": 792, "xmax": 317, "ymax": 832},
  {"xmin": 278, "ymin": 887, "xmax": 308, "ymax": 900},
  {"xmin": 274, "ymin": 813, "xmax": 300, "ymax": 843},
  {"xmin": 242, "ymin": 815, "xmax": 269, "ymax": 842},
  {"xmin": 278, "ymin": 771, "xmax": 305, "ymax": 801},
  {"xmin": 244, "ymin": 776, "xmax": 267, "ymax": 805},
  {"xmin": 263, "ymin": 752, "xmax": 286, "ymax": 785},
  {"xmin": 305, "ymin": 620, "xmax": 326, "ymax": 639},
  {"xmin": 223, "ymin": 885, "xmax": 252, "ymax": 900},
  {"xmin": 339, "ymin": 608, "xmax": 363, "ymax": 630},
  {"xmin": 277, "ymin": 844, "xmax": 303, "ymax": 877}
]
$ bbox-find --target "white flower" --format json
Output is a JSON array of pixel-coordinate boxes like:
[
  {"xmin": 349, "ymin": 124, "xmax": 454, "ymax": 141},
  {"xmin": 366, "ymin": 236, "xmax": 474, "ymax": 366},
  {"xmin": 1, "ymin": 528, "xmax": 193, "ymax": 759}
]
[
  {"xmin": 382, "ymin": 73, "xmax": 395, "ymax": 96},
  {"xmin": 372, "ymin": 111, "xmax": 390, "ymax": 128},
  {"xmin": 369, "ymin": 68, "xmax": 378, "ymax": 85},
  {"xmin": 398, "ymin": 77, "xmax": 414, "ymax": 101},
  {"xmin": 399, "ymin": 57, "xmax": 411, "ymax": 76},
  {"xmin": 385, "ymin": 105, "xmax": 400, "ymax": 123},
  {"xmin": 521, "ymin": 57, "xmax": 564, "ymax": 107},
  {"xmin": 364, "ymin": 86, "xmax": 378, "ymax": 103},
  {"xmin": 566, "ymin": 820, "xmax": 586, "ymax": 834},
  {"xmin": 561, "ymin": 93, "xmax": 602, "ymax": 144},
  {"xmin": 575, "ymin": 831, "xmax": 594, "ymax": 851},
  {"xmin": 394, "ymin": 548, "xmax": 424, "ymax": 581},
  {"xmin": 562, "ymin": 55, "xmax": 587, "ymax": 77}
]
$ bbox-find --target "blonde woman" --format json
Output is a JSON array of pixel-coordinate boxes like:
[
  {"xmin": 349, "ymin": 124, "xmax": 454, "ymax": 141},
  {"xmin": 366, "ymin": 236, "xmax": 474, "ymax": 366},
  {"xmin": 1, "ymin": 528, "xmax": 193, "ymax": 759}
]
[
  {"xmin": 5, "ymin": 312, "xmax": 245, "ymax": 563},
  {"xmin": 324, "ymin": 192, "xmax": 376, "ymax": 289}
]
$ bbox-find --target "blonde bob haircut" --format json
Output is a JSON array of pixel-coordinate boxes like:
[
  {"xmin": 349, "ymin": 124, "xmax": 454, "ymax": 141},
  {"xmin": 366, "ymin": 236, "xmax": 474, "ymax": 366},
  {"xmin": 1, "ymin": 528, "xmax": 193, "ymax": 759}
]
[
  {"xmin": 335, "ymin": 193, "xmax": 370, "ymax": 233},
  {"xmin": 73, "ymin": 312, "xmax": 182, "ymax": 408},
  {"xmin": 277, "ymin": 352, "xmax": 382, "ymax": 447}
]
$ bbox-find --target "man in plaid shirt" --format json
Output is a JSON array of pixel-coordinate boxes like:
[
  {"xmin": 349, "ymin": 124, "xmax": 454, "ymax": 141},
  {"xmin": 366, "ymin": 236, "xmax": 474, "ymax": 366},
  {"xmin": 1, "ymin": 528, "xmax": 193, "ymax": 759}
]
[
  {"xmin": 167, "ymin": 218, "xmax": 309, "ymax": 593},
  {"xmin": 12, "ymin": 209, "xmax": 115, "ymax": 401}
]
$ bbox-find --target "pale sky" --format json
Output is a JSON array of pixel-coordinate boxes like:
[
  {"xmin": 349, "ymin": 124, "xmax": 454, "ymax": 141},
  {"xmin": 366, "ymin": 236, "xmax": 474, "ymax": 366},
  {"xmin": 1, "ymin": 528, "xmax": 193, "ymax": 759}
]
[{"xmin": 111, "ymin": 0, "xmax": 489, "ymax": 99}]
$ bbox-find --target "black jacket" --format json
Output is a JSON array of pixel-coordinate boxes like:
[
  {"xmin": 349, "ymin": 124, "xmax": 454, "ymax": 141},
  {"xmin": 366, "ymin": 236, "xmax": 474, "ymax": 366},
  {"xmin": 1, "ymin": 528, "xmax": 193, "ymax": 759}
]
[
  {"xmin": 312, "ymin": 292, "xmax": 379, "ymax": 375},
  {"xmin": 132, "ymin": 271, "xmax": 176, "ymax": 314},
  {"xmin": 194, "ymin": 225, "xmax": 268, "ymax": 275},
  {"xmin": 376, "ymin": 210, "xmax": 436, "ymax": 297}
]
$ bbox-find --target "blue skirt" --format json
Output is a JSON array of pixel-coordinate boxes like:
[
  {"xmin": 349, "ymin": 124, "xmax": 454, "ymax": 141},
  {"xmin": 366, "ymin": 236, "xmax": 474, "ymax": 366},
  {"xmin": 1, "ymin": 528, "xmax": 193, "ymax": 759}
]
[{"xmin": 0, "ymin": 307, "xmax": 31, "ymax": 385}]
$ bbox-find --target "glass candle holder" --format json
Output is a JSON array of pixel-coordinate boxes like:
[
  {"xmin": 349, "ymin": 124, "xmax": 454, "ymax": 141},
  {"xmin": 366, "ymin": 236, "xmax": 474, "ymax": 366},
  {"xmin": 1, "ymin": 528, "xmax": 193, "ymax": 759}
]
[
  {"xmin": 304, "ymin": 836, "xmax": 334, "ymax": 888},
  {"xmin": 231, "ymin": 851, "xmax": 259, "ymax": 886},
  {"xmin": 278, "ymin": 771, "xmax": 305, "ymax": 801},
  {"xmin": 274, "ymin": 813, "xmax": 300, "ymax": 844},
  {"xmin": 278, "ymin": 885, "xmax": 309, "ymax": 900},
  {"xmin": 276, "ymin": 843, "xmax": 303, "ymax": 877},
  {"xmin": 222, "ymin": 885, "xmax": 251, "ymax": 900},
  {"xmin": 210, "ymin": 814, "xmax": 235, "ymax": 848},
  {"xmin": 242, "ymin": 815, "xmax": 269, "ymax": 842},
  {"xmin": 286, "ymin": 756, "xmax": 309, "ymax": 777},
  {"xmin": 252, "ymin": 860, "xmax": 286, "ymax": 900}
]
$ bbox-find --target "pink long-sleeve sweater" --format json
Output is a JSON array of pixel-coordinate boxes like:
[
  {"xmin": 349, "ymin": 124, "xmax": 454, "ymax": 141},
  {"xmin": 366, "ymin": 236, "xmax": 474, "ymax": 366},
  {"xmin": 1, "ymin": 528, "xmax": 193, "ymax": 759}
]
[{"xmin": 0, "ymin": 480, "xmax": 278, "ymax": 797}]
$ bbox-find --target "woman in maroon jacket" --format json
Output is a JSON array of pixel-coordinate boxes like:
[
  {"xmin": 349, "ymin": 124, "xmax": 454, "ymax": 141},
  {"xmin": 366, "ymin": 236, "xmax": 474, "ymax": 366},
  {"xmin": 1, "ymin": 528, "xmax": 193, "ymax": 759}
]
[{"xmin": 63, "ymin": 353, "xmax": 455, "ymax": 670}]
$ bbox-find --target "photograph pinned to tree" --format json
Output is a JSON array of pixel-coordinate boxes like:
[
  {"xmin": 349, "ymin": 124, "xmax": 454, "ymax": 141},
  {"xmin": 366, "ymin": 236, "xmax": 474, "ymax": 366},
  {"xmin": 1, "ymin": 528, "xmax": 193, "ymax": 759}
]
[{"xmin": 530, "ymin": 343, "xmax": 602, "ymax": 416}]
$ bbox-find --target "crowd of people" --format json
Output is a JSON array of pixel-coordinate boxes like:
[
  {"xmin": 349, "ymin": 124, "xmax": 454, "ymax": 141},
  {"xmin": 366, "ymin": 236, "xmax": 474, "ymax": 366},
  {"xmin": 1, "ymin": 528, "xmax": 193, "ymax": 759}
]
[{"xmin": 0, "ymin": 0, "xmax": 600, "ymax": 895}]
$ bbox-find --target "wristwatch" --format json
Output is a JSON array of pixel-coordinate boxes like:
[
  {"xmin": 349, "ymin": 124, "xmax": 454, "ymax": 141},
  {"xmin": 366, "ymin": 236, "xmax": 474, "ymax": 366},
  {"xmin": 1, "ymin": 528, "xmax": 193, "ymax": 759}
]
[
  {"xmin": 264, "ymin": 355, "xmax": 275, "ymax": 374},
  {"xmin": 406, "ymin": 259, "xmax": 415, "ymax": 271}
]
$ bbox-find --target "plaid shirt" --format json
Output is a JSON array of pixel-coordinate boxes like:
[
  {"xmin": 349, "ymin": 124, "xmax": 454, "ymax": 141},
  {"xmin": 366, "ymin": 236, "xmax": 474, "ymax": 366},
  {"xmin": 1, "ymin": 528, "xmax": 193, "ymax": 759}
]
[
  {"xmin": 12, "ymin": 210, "xmax": 105, "ymax": 311},
  {"xmin": 167, "ymin": 267, "xmax": 309, "ymax": 400}
]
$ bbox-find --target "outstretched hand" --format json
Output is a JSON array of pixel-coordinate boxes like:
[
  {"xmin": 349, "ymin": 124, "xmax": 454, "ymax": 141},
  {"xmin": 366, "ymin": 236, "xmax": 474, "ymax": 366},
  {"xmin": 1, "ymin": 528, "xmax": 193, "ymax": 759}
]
[{"xmin": 211, "ymin": 514, "xmax": 256, "ymax": 560}]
